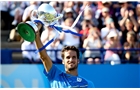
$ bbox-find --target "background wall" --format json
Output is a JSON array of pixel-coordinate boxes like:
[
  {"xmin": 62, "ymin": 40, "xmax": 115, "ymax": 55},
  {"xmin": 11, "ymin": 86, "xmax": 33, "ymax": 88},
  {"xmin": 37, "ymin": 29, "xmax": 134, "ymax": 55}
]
[{"xmin": 1, "ymin": 64, "xmax": 140, "ymax": 88}]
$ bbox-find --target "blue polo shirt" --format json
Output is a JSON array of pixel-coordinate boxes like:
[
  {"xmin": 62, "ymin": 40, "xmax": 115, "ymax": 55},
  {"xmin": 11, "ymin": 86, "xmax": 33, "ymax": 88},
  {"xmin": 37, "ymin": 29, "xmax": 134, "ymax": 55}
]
[{"xmin": 43, "ymin": 64, "xmax": 95, "ymax": 88}]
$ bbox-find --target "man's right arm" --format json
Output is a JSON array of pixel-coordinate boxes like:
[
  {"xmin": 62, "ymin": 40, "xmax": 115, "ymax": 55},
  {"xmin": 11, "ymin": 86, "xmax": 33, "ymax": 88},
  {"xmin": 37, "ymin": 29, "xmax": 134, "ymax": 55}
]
[{"xmin": 34, "ymin": 23, "xmax": 53, "ymax": 72}]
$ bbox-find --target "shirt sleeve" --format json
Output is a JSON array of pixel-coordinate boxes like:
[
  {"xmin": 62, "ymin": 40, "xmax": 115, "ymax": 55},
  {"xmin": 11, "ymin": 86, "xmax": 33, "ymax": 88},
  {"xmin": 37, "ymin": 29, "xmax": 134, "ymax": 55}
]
[
  {"xmin": 87, "ymin": 80, "xmax": 95, "ymax": 88},
  {"xmin": 43, "ymin": 64, "xmax": 62, "ymax": 81}
]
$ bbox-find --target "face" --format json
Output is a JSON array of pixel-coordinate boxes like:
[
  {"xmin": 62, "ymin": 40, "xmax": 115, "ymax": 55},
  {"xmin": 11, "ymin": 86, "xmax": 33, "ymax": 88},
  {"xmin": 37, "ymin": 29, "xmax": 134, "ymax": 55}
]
[
  {"xmin": 108, "ymin": 36, "xmax": 118, "ymax": 45},
  {"xmin": 127, "ymin": 34, "xmax": 134, "ymax": 42},
  {"xmin": 62, "ymin": 50, "xmax": 79, "ymax": 71},
  {"xmin": 102, "ymin": 11, "xmax": 108, "ymax": 17},
  {"xmin": 125, "ymin": 21, "xmax": 133, "ymax": 30},
  {"xmin": 65, "ymin": 18, "xmax": 73, "ymax": 27}
]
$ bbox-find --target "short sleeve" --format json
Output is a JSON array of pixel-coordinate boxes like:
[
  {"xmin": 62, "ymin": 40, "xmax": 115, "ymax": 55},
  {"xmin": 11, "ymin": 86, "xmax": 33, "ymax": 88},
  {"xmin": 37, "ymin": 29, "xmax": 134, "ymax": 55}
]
[
  {"xmin": 87, "ymin": 80, "xmax": 95, "ymax": 88},
  {"xmin": 43, "ymin": 64, "xmax": 62, "ymax": 81}
]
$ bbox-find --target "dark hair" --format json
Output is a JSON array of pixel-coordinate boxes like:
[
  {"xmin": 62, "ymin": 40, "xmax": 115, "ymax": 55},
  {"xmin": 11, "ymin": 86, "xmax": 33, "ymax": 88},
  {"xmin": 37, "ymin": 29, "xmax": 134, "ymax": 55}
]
[{"xmin": 61, "ymin": 46, "xmax": 79, "ymax": 59}]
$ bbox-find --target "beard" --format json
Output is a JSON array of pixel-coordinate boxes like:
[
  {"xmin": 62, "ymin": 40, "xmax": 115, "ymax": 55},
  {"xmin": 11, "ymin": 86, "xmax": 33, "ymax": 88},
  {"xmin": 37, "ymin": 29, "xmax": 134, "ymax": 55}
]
[{"xmin": 67, "ymin": 63, "xmax": 78, "ymax": 71}]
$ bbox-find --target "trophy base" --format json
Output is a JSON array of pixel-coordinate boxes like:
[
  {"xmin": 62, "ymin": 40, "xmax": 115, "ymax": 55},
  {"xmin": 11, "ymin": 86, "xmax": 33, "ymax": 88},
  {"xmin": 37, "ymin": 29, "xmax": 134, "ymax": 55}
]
[{"xmin": 17, "ymin": 22, "xmax": 36, "ymax": 42}]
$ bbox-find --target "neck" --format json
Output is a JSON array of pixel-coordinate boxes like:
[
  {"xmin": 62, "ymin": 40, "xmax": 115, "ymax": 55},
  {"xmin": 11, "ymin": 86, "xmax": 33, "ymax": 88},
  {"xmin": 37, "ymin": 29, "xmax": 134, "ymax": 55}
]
[{"xmin": 66, "ymin": 69, "xmax": 78, "ymax": 76}]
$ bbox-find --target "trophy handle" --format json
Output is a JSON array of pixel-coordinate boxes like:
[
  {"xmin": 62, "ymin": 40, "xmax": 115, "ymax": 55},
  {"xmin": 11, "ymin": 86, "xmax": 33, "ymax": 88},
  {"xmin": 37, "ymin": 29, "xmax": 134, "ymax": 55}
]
[{"xmin": 26, "ymin": 21, "xmax": 38, "ymax": 32}]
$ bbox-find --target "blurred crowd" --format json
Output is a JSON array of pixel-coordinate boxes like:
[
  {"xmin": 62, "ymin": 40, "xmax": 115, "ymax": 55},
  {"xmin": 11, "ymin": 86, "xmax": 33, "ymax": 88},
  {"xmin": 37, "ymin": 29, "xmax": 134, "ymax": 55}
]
[{"xmin": 1, "ymin": 1, "xmax": 140, "ymax": 64}]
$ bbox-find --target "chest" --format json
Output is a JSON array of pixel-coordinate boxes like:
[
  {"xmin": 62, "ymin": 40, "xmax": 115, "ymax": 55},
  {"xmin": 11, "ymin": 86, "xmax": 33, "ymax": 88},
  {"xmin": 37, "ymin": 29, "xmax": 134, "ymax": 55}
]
[{"xmin": 51, "ymin": 73, "xmax": 88, "ymax": 88}]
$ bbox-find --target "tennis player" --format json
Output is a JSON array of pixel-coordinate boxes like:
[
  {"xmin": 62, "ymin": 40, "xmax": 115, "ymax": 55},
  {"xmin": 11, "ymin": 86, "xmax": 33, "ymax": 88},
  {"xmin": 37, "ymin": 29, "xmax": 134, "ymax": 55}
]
[{"xmin": 34, "ymin": 23, "xmax": 95, "ymax": 88}]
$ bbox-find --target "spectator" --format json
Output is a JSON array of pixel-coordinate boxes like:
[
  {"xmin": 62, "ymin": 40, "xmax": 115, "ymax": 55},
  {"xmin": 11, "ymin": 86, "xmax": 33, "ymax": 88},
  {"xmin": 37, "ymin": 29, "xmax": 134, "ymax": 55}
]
[
  {"xmin": 102, "ymin": 1, "xmax": 114, "ymax": 16},
  {"xmin": 104, "ymin": 30, "xmax": 122, "ymax": 64},
  {"xmin": 98, "ymin": 7, "xmax": 112, "ymax": 30},
  {"xmin": 79, "ymin": 19, "xmax": 93, "ymax": 48},
  {"xmin": 83, "ymin": 27, "xmax": 102, "ymax": 64},
  {"xmin": 7, "ymin": 1, "xmax": 27, "ymax": 42},
  {"xmin": 118, "ymin": 6, "xmax": 139, "ymax": 45},
  {"xmin": 59, "ymin": 17, "xmax": 80, "ymax": 48},
  {"xmin": 41, "ymin": 26, "xmax": 56, "ymax": 45},
  {"xmin": 11, "ymin": 1, "xmax": 27, "ymax": 26},
  {"xmin": 101, "ymin": 1, "xmax": 120, "ymax": 29},
  {"xmin": 95, "ymin": 1, "xmax": 104, "ymax": 20},
  {"xmin": 21, "ymin": 40, "xmax": 41, "ymax": 64},
  {"xmin": 0, "ymin": 1, "xmax": 11, "ymax": 30},
  {"xmin": 62, "ymin": 1, "xmax": 75, "ymax": 11},
  {"xmin": 136, "ymin": 4, "xmax": 140, "ymax": 25},
  {"xmin": 61, "ymin": 1, "xmax": 77, "ymax": 21},
  {"xmin": 80, "ymin": 1, "xmax": 96, "ymax": 13},
  {"xmin": 8, "ymin": 1, "xmax": 40, "ymax": 42},
  {"xmin": 8, "ymin": 1, "xmax": 22, "ymax": 30},
  {"xmin": 61, "ymin": 8, "xmax": 77, "ymax": 24},
  {"xmin": 41, "ymin": 26, "xmax": 63, "ymax": 64},
  {"xmin": 123, "ymin": 31, "xmax": 139, "ymax": 63},
  {"xmin": 101, "ymin": 17, "xmax": 118, "ymax": 45},
  {"xmin": 22, "ymin": 1, "xmax": 40, "ymax": 22},
  {"xmin": 83, "ymin": 6, "xmax": 99, "ymax": 27},
  {"xmin": 8, "ymin": 28, "xmax": 22, "ymax": 42},
  {"xmin": 45, "ymin": 38, "xmax": 63, "ymax": 64}
]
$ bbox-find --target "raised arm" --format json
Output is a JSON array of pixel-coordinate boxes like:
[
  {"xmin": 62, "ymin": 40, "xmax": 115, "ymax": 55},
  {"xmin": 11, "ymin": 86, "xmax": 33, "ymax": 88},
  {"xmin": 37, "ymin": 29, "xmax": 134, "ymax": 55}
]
[
  {"xmin": 118, "ymin": 10, "xmax": 128, "ymax": 31},
  {"xmin": 129, "ymin": 10, "xmax": 139, "ymax": 32},
  {"xmin": 34, "ymin": 23, "xmax": 53, "ymax": 72}
]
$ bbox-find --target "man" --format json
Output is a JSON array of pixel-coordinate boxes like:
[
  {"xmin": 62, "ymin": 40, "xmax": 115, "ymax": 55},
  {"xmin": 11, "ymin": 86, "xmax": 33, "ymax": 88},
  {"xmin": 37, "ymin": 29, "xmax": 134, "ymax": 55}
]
[{"xmin": 34, "ymin": 23, "xmax": 95, "ymax": 88}]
